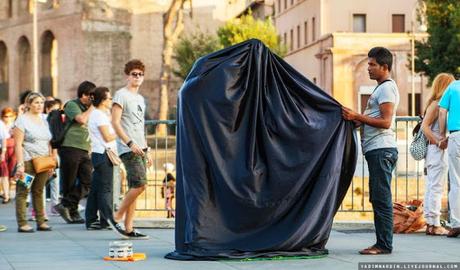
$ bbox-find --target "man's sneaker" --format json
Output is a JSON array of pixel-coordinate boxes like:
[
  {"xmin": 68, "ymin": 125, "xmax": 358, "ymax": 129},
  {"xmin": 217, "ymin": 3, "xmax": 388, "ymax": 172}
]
[
  {"xmin": 107, "ymin": 219, "xmax": 128, "ymax": 239},
  {"xmin": 69, "ymin": 211, "xmax": 85, "ymax": 224},
  {"xmin": 54, "ymin": 203, "xmax": 73, "ymax": 224},
  {"xmin": 86, "ymin": 221, "xmax": 102, "ymax": 230},
  {"xmin": 125, "ymin": 229, "xmax": 149, "ymax": 240}
]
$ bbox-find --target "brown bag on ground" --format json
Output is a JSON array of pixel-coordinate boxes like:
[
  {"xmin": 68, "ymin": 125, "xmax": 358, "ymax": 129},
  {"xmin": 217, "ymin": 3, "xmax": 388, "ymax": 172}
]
[{"xmin": 393, "ymin": 199, "xmax": 425, "ymax": 233}]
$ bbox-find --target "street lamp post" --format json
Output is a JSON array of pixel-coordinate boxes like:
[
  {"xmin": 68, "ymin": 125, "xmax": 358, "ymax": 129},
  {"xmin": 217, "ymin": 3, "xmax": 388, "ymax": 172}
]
[
  {"xmin": 32, "ymin": 0, "xmax": 47, "ymax": 92},
  {"xmin": 410, "ymin": 1, "xmax": 427, "ymax": 116}
]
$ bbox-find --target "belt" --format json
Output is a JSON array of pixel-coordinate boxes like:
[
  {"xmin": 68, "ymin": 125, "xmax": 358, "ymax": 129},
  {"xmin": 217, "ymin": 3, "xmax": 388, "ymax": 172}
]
[{"xmin": 451, "ymin": 130, "xmax": 460, "ymax": 134}]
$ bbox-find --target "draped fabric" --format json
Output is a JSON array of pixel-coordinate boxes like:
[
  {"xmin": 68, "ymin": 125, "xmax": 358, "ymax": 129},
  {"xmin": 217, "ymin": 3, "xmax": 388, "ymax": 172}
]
[{"xmin": 165, "ymin": 39, "xmax": 357, "ymax": 260}]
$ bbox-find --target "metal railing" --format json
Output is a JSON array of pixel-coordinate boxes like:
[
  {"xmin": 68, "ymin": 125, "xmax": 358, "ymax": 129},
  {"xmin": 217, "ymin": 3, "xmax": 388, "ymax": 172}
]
[
  {"xmin": 122, "ymin": 117, "xmax": 432, "ymax": 217},
  {"xmin": 338, "ymin": 116, "xmax": 428, "ymax": 212}
]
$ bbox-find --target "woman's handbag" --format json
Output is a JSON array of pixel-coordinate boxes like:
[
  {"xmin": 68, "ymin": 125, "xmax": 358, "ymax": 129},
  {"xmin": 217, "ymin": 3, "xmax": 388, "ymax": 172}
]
[
  {"xmin": 106, "ymin": 148, "xmax": 122, "ymax": 166},
  {"xmin": 409, "ymin": 117, "xmax": 428, "ymax": 161},
  {"xmin": 32, "ymin": 156, "xmax": 57, "ymax": 174}
]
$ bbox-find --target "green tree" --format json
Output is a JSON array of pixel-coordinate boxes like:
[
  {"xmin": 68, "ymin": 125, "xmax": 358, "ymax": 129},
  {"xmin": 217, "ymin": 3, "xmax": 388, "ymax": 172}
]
[
  {"xmin": 217, "ymin": 13, "xmax": 286, "ymax": 57},
  {"xmin": 173, "ymin": 31, "xmax": 222, "ymax": 80},
  {"xmin": 415, "ymin": 0, "xmax": 460, "ymax": 83}
]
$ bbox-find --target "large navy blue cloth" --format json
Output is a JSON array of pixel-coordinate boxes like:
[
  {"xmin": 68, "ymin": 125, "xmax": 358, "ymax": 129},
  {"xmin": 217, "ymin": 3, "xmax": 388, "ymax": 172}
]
[{"xmin": 166, "ymin": 39, "xmax": 357, "ymax": 260}]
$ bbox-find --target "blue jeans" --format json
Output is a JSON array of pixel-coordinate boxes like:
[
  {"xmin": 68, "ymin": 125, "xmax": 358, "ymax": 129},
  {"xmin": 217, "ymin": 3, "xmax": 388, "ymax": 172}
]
[
  {"xmin": 85, "ymin": 152, "xmax": 114, "ymax": 227},
  {"xmin": 365, "ymin": 148, "xmax": 398, "ymax": 251}
]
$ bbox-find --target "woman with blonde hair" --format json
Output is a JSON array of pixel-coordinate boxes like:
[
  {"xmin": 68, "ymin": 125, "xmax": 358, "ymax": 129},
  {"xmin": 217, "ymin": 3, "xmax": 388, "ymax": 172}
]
[
  {"xmin": 421, "ymin": 73, "xmax": 455, "ymax": 235},
  {"xmin": 13, "ymin": 92, "xmax": 54, "ymax": 232}
]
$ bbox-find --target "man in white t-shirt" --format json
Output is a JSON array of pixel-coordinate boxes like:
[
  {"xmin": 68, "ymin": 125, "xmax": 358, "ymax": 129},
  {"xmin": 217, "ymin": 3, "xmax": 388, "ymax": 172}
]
[{"xmin": 342, "ymin": 47, "xmax": 399, "ymax": 255}]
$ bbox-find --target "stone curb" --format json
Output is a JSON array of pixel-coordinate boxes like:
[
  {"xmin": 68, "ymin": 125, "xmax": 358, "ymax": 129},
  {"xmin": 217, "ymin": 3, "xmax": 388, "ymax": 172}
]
[{"xmin": 134, "ymin": 219, "xmax": 375, "ymax": 230}]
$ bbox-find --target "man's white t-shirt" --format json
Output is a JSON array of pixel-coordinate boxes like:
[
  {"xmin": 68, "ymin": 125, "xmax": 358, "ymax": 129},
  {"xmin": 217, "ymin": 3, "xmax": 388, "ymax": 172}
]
[{"xmin": 88, "ymin": 109, "xmax": 117, "ymax": 154}]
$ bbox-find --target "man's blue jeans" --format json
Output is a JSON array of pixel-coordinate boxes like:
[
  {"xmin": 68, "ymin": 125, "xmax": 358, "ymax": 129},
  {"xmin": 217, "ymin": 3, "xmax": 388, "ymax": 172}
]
[{"xmin": 365, "ymin": 147, "xmax": 398, "ymax": 252}]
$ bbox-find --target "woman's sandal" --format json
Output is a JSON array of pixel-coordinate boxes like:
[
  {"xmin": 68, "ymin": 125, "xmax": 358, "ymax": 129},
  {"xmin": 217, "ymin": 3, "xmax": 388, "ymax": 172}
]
[
  {"xmin": 359, "ymin": 246, "xmax": 391, "ymax": 255},
  {"xmin": 431, "ymin": 226, "xmax": 448, "ymax": 236},
  {"xmin": 37, "ymin": 224, "xmax": 52, "ymax": 231},
  {"xmin": 426, "ymin": 225, "xmax": 434, "ymax": 235},
  {"xmin": 18, "ymin": 225, "xmax": 34, "ymax": 233}
]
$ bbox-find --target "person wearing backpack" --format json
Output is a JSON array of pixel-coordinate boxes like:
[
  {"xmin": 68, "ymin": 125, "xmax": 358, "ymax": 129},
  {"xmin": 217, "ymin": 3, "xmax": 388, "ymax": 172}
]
[
  {"xmin": 342, "ymin": 47, "xmax": 399, "ymax": 255},
  {"xmin": 421, "ymin": 73, "xmax": 454, "ymax": 236},
  {"xmin": 53, "ymin": 81, "xmax": 95, "ymax": 224}
]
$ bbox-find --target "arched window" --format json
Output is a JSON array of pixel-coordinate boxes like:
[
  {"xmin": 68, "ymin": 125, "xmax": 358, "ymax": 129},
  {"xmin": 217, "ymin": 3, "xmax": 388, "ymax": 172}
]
[
  {"xmin": 17, "ymin": 36, "xmax": 32, "ymax": 93},
  {"xmin": 41, "ymin": 31, "xmax": 58, "ymax": 97},
  {"xmin": 0, "ymin": 0, "xmax": 13, "ymax": 19},
  {"xmin": 0, "ymin": 42, "xmax": 8, "ymax": 101}
]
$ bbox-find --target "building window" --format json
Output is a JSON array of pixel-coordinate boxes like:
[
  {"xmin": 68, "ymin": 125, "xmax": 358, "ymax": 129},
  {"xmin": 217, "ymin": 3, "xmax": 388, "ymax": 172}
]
[
  {"xmin": 312, "ymin": 17, "xmax": 316, "ymax": 41},
  {"xmin": 290, "ymin": 29, "xmax": 294, "ymax": 51},
  {"xmin": 0, "ymin": 42, "xmax": 8, "ymax": 101},
  {"xmin": 297, "ymin": 25, "xmax": 301, "ymax": 48},
  {"xmin": 353, "ymin": 14, "xmax": 366, "ymax": 32},
  {"xmin": 392, "ymin": 14, "xmax": 405, "ymax": 33},
  {"xmin": 408, "ymin": 93, "xmax": 422, "ymax": 116},
  {"xmin": 277, "ymin": 0, "xmax": 281, "ymax": 13},
  {"xmin": 284, "ymin": 32, "xmax": 287, "ymax": 45},
  {"xmin": 304, "ymin": 21, "xmax": 308, "ymax": 45},
  {"xmin": 291, "ymin": 0, "xmax": 294, "ymax": 6},
  {"xmin": 284, "ymin": 0, "xmax": 287, "ymax": 10}
]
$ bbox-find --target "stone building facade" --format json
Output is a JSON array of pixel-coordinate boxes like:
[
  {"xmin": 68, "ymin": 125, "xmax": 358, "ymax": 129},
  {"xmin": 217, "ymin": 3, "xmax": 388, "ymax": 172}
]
[
  {"xmin": 274, "ymin": 0, "xmax": 428, "ymax": 115},
  {"xmin": 0, "ymin": 0, "xmax": 247, "ymax": 118}
]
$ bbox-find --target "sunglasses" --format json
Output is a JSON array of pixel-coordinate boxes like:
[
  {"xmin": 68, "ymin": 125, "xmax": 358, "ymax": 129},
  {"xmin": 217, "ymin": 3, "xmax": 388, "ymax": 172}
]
[{"xmin": 130, "ymin": 72, "xmax": 144, "ymax": 78}]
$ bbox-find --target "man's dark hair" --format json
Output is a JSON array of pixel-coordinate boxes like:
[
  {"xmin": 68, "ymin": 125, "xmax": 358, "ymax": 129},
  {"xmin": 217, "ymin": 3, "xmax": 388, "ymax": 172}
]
[
  {"xmin": 45, "ymin": 100, "xmax": 58, "ymax": 111},
  {"xmin": 54, "ymin": 98, "xmax": 62, "ymax": 108},
  {"xmin": 19, "ymin": 90, "xmax": 33, "ymax": 105},
  {"xmin": 77, "ymin": 81, "xmax": 96, "ymax": 98},
  {"xmin": 90, "ymin": 87, "xmax": 110, "ymax": 107},
  {"xmin": 368, "ymin": 47, "xmax": 393, "ymax": 71},
  {"xmin": 124, "ymin": 59, "xmax": 145, "ymax": 75}
]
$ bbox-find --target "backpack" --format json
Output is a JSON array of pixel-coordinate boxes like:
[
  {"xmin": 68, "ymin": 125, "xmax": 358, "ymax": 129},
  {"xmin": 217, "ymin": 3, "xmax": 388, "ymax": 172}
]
[{"xmin": 47, "ymin": 109, "xmax": 69, "ymax": 149}]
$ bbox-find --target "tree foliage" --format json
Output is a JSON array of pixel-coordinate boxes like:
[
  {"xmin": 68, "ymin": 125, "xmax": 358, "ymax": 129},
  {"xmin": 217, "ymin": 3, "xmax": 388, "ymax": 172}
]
[
  {"xmin": 173, "ymin": 12, "xmax": 286, "ymax": 80},
  {"xmin": 415, "ymin": 0, "xmax": 460, "ymax": 83},
  {"xmin": 173, "ymin": 31, "xmax": 222, "ymax": 80},
  {"xmin": 217, "ymin": 13, "xmax": 286, "ymax": 57}
]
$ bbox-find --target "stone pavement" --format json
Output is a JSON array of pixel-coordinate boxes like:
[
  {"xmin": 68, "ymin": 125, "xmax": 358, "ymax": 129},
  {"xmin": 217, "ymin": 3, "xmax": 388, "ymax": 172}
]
[{"xmin": 0, "ymin": 202, "xmax": 459, "ymax": 270}]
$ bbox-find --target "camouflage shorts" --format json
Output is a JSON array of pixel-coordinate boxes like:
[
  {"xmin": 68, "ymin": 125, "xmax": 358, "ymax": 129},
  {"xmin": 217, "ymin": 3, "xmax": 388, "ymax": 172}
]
[{"xmin": 120, "ymin": 152, "xmax": 147, "ymax": 188}]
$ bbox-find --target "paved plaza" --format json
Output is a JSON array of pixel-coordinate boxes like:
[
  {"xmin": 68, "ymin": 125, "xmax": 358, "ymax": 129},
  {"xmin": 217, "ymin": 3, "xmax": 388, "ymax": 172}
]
[{"xmin": 0, "ymin": 202, "xmax": 459, "ymax": 270}]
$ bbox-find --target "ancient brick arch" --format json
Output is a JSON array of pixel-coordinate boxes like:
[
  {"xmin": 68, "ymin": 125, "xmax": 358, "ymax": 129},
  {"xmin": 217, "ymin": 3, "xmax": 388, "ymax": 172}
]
[
  {"xmin": 17, "ymin": 36, "xmax": 32, "ymax": 93},
  {"xmin": 40, "ymin": 30, "xmax": 58, "ymax": 97},
  {"xmin": 0, "ymin": 41, "xmax": 8, "ymax": 101}
]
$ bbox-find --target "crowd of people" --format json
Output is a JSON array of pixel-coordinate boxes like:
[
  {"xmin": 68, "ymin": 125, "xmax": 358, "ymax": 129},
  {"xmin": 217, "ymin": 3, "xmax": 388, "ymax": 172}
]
[
  {"xmin": 0, "ymin": 59, "xmax": 177, "ymax": 238},
  {"xmin": 0, "ymin": 50, "xmax": 458, "ymax": 256}
]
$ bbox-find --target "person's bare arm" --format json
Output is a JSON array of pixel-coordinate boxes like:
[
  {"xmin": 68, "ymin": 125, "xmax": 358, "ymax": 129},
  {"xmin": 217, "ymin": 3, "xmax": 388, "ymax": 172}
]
[
  {"xmin": 13, "ymin": 128, "xmax": 25, "ymax": 179},
  {"xmin": 0, "ymin": 138, "xmax": 6, "ymax": 162},
  {"xmin": 98, "ymin": 125, "xmax": 117, "ymax": 143},
  {"xmin": 421, "ymin": 103, "xmax": 440, "ymax": 144},
  {"xmin": 342, "ymin": 102, "xmax": 394, "ymax": 129},
  {"xmin": 74, "ymin": 106, "xmax": 94, "ymax": 124},
  {"xmin": 438, "ymin": 108, "xmax": 448, "ymax": 138},
  {"xmin": 438, "ymin": 108, "xmax": 449, "ymax": 149},
  {"xmin": 111, "ymin": 104, "xmax": 143, "ymax": 155}
]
